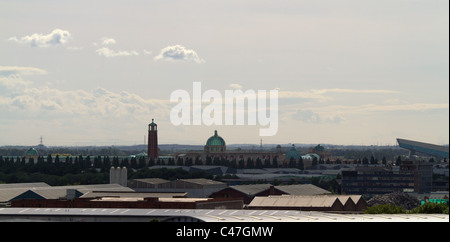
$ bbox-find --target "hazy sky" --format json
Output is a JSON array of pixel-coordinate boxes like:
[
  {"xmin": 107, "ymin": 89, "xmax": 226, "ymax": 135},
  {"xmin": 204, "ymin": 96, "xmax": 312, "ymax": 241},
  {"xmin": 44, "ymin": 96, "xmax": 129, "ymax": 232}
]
[{"xmin": 0, "ymin": 0, "xmax": 448, "ymax": 147}]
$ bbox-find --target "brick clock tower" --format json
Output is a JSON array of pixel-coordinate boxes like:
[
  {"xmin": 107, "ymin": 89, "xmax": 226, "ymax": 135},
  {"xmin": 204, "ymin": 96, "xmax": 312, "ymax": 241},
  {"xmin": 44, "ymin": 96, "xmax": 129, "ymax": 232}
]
[{"xmin": 147, "ymin": 119, "xmax": 158, "ymax": 159}]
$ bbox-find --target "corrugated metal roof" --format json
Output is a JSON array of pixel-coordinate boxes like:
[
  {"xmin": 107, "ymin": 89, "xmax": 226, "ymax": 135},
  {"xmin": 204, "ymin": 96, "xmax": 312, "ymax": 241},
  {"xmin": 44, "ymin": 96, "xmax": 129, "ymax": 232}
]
[
  {"xmin": 230, "ymin": 184, "xmax": 272, "ymax": 195},
  {"xmin": 81, "ymin": 191, "xmax": 188, "ymax": 198},
  {"xmin": 0, "ymin": 183, "xmax": 133, "ymax": 202},
  {"xmin": 0, "ymin": 207, "xmax": 447, "ymax": 222},
  {"xmin": 177, "ymin": 178, "xmax": 225, "ymax": 186},
  {"xmin": 0, "ymin": 182, "xmax": 50, "ymax": 189},
  {"xmin": 249, "ymin": 195, "xmax": 339, "ymax": 208},
  {"xmin": 131, "ymin": 178, "xmax": 170, "ymax": 185},
  {"xmin": 276, "ymin": 184, "xmax": 331, "ymax": 195}
]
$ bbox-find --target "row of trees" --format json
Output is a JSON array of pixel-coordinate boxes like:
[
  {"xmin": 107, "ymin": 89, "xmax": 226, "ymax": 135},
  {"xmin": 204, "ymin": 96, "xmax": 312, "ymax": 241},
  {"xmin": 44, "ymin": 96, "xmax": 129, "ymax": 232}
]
[{"xmin": 0, "ymin": 154, "xmax": 418, "ymax": 176}]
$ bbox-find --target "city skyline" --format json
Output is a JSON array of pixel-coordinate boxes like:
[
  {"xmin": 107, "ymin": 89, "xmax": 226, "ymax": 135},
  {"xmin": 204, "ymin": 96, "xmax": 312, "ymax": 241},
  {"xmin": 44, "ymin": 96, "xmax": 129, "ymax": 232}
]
[{"xmin": 0, "ymin": 0, "xmax": 448, "ymax": 146}]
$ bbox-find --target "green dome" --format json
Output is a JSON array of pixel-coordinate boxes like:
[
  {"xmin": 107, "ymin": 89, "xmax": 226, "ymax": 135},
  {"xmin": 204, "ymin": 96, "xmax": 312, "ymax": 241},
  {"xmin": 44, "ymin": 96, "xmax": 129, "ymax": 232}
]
[
  {"xmin": 314, "ymin": 144, "xmax": 325, "ymax": 151},
  {"xmin": 25, "ymin": 147, "xmax": 38, "ymax": 156},
  {"xmin": 286, "ymin": 144, "xmax": 301, "ymax": 160},
  {"xmin": 206, "ymin": 130, "xmax": 226, "ymax": 147}
]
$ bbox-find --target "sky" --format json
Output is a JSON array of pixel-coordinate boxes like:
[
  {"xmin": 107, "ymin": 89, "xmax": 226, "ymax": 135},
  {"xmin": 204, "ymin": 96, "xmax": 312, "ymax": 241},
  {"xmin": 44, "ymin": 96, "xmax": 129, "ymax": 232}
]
[{"xmin": 0, "ymin": 0, "xmax": 448, "ymax": 147}]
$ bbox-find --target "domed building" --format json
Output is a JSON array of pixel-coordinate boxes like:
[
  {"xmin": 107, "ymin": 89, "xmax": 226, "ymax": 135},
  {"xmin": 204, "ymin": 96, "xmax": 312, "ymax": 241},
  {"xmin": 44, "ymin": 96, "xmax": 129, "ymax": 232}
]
[
  {"xmin": 173, "ymin": 129, "xmax": 284, "ymax": 167},
  {"xmin": 25, "ymin": 147, "xmax": 39, "ymax": 161},
  {"xmin": 286, "ymin": 144, "xmax": 301, "ymax": 160},
  {"xmin": 204, "ymin": 130, "xmax": 226, "ymax": 153},
  {"xmin": 308, "ymin": 144, "xmax": 331, "ymax": 160}
]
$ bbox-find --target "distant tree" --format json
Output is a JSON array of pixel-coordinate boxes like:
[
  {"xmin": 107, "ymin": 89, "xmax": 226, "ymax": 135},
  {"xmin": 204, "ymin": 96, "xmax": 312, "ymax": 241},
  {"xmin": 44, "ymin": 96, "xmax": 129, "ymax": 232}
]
[
  {"xmin": 246, "ymin": 158, "xmax": 254, "ymax": 169},
  {"xmin": 362, "ymin": 157, "xmax": 369, "ymax": 165},
  {"xmin": 185, "ymin": 157, "xmax": 193, "ymax": 166},
  {"xmin": 312, "ymin": 157, "xmax": 318, "ymax": 167},
  {"xmin": 130, "ymin": 157, "xmax": 137, "ymax": 168},
  {"xmin": 229, "ymin": 158, "xmax": 237, "ymax": 169},
  {"xmin": 272, "ymin": 157, "xmax": 278, "ymax": 168},
  {"xmin": 396, "ymin": 156, "xmax": 402, "ymax": 166},
  {"xmin": 177, "ymin": 157, "xmax": 184, "ymax": 166},
  {"xmin": 205, "ymin": 156, "xmax": 212, "ymax": 165},
  {"xmin": 382, "ymin": 156, "xmax": 387, "ymax": 166},
  {"xmin": 298, "ymin": 157, "xmax": 304, "ymax": 170},
  {"xmin": 103, "ymin": 156, "xmax": 111, "ymax": 168},
  {"xmin": 85, "ymin": 155, "xmax": 91, "ymax": 168},
  {"xmin": 238, "ymin": 159, "xmax": 245, "ymax": 169},
  {"xmin": 54, "ymin": 155, "xmax": 60, "ymax": 165},
  {"xmin": 94, "ymin": 156, "xmax": 101, "ymax": 168},
  {"xmin": 147, "ymin": 157, "xmax": 155, "ymax": 167},
  {"xmin": 194, "ymin": 156, "xmax": 202, "ymax": 166},
  {"xmin": 255, "ymin": 158, "xmax": 263, "ymax": 169},
  {"xmin": 112, "ymin": 156, "xmax": 119, "ymax": 167}
]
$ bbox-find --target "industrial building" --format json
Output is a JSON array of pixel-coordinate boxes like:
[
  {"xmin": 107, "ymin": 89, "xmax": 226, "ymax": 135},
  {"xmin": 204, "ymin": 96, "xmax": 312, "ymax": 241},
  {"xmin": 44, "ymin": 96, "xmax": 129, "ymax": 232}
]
[
  {"xmin": 209, "ymin": 184, "xmax": 331, "ymax": 204},
  {"xmin": 0, "ymin": 182, "xmax": 133, "ymax": 206},
  {"xmin": 128, "ymin": 178, "xmax": 227, "ymax": 198},
  {"xmin": 10, "ymin": 196, "xmax": 243, "ymax": 210}
]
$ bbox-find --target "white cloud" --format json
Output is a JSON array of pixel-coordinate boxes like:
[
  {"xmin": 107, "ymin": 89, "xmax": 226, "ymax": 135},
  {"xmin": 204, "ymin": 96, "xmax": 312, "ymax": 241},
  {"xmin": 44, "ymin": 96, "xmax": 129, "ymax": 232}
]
[
  {"xmin": 1, "ymin": 84, "xmax": 170, "ymax": 120},
  {"xmin": 0, "ymin": 75, "xmax": 31, "ymax": 92},
  {"xmin": 0, "ymin": 66, "xmax": 47, "ymax": 76},
  {"xmin": 292, "ymin": 109, "xmax": 345, "ymax": 124},
  {"xmin": 101, "ymin": 38, "xmax": 116, "ymax": 45},
  {"xmin": 8, "ymin": 29, "xmax": 72, "ymax": 47},
  {"xmin": 154, "ymin": 45, "xmax": 205, "ymax": 63},
  {"xmin": 278, "ymin": 88, "xmax": 401, "ymax": 103},
  {"xmin": 311, "ymin": 88, "xmax": 400, "ymax": 95},
  {"xmin": 96, "ymin": 47, "xmax": 139, "ymax": 58},
  {"xmin": 292, "ymin": 109, "xmax": 322, "ymax": 123},
  {"xmin": 229, "ymin": 83, "xmax": 243, "ymax": 90},
  {"xmin": 94, "ymin": 38, "xmax": 139, "ymax": 58}
]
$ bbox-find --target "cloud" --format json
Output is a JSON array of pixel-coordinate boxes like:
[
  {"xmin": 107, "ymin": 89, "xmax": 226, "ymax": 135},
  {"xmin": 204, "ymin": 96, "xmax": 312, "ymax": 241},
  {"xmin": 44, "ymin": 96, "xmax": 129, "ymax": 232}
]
[
  {"xmin": 96, "ymin": 47, "xmax": 139, "ymax": 58},
  {"xmin": 311, "ymin": 88, "xmax": 400, "ymax": 95},
  {"xmin": 292, "ymin": 109, "xmax": 346, "ymax": 124},
  {"xmin": 94, "ymin": 37, "xmax": 139, "ymax": 58},
  {"xmin": 0, "ymin": 66, "xmax": 47, "ymax": 76},
  {"xmin": 0, "ymin": 84, "xmax": 170, "ymax": 120},
  {"xmin": 292, "ymin": 109, "xmax": 322, "ymax": 123},
  {"xmin": 229, "ymin": 83, "xmax": 243, "ymax": 90},
  {"xmin": 101, "ymin": 38, "xmax": 116, "ymax": 46},
  {"xmin": 154, "ymin": 45, "xmax": 205, "ymax": 63},
  {"xmin": 278, "ymin": 88, "xmax": 401, "ymax": 103},
  {"xmin": 8, "ymin": 29, "xmax": 72, "ymax": 47},
  {"xmin": 0, "ymin": 75, "xmax": 31, "ymax": 92}
]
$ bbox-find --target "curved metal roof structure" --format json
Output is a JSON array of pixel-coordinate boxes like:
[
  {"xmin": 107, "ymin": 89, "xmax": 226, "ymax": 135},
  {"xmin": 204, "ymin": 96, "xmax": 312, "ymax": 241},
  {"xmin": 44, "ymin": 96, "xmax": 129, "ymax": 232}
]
[
  {"xmin": 397, "ymin": 138, "xmax": 449, "ymax": 159},
  {"xmin": 0, "ymin": 207, "xmax": 447, "ymax": 222}
]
